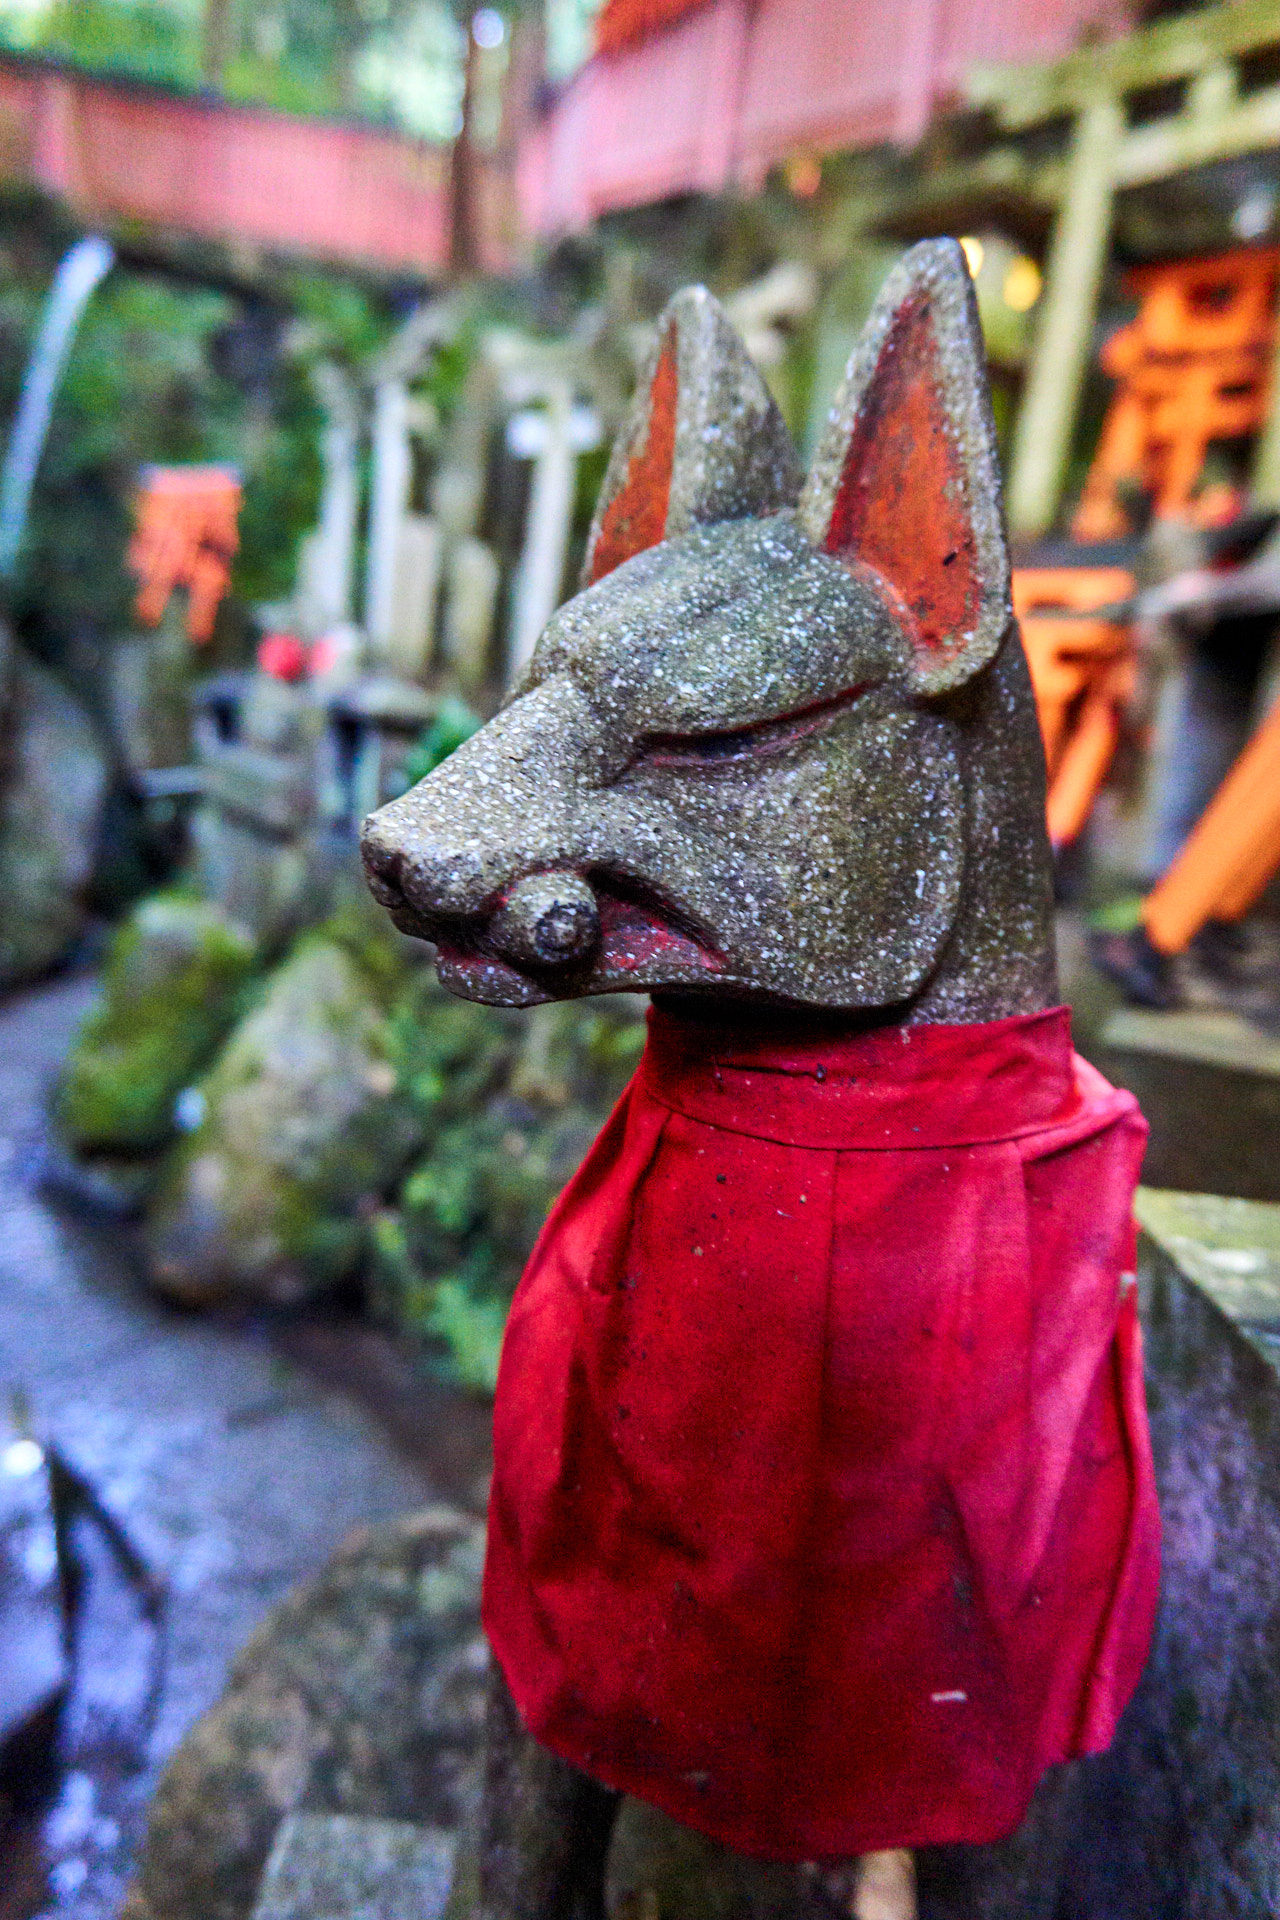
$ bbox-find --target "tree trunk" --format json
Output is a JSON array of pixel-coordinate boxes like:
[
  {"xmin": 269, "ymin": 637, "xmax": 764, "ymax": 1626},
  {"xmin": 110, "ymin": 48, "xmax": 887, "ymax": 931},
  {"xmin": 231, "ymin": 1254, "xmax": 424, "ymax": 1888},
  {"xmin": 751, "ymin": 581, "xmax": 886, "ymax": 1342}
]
[
  {"xmin": 449, "ymin": 21, "xmax": 481, "ymax": 276},
  {"xmin": 201, "ymin": 0, "xmax": 236, "ymax": 87}
]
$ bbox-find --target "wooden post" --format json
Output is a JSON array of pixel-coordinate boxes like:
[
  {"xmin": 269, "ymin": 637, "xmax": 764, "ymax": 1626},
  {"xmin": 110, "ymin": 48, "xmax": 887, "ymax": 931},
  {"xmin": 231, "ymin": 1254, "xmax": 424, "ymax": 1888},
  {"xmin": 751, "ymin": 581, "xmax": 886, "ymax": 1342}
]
[
  {"xmin": 1007, "ymin": 96, "xmax": 1124, "ymax": 541},
  {"xmin": 510, "ymin": 381, "xmax": 577, "ymax": 679},
  {"xmin": 365, "ymin": 379, "xmax": 412, "ymax": 660}
]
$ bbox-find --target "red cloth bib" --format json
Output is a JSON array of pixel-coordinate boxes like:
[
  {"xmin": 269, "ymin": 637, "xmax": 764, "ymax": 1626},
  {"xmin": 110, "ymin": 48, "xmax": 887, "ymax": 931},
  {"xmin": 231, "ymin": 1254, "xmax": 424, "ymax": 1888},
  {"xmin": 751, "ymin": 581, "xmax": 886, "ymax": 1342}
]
[{"xmin": 483, "ymin": 1005, "xmax": 1160, "ymax": 1861}]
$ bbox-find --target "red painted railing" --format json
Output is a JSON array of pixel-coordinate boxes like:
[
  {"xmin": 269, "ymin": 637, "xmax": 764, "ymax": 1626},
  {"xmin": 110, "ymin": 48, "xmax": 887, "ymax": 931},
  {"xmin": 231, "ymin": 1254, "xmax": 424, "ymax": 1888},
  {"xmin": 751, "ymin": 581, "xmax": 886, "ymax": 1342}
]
[
  {"xmin": 0, "ymin": 52, "xmax": 511, "ymax": 276},
  {"xmin": 523, "ymin": 0, "xmax": 1134, "ymax": 235}
]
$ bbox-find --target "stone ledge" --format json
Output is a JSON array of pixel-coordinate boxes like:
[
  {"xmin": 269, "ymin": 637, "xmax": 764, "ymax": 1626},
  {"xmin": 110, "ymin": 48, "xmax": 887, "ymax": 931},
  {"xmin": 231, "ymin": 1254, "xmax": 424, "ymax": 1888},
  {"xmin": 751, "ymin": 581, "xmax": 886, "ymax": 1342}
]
[
  {"xmin": 1092, "ymin": 1014, "xmax": 1280, "ymax": 1200},
  {"xmin": 1136, "ymin": 1185, "xmax": 1280, "ymax": 1359},
  {"xmin": 252, "ymin": 1814, "xmax": 454, "ymax": 1920}
]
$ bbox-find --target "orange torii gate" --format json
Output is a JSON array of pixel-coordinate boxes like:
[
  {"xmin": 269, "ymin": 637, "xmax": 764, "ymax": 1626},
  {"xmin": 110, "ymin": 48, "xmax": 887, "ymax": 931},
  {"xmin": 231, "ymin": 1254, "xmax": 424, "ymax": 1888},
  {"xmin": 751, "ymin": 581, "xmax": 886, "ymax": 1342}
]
[
  {"xmin": 127, "ymin": 465, "xmax": 241, "ymax": 644},
  {"xmin": 1013, "ymin": 567, "xmax": 1135, "ymax": 850},
  {"xmin": 1074, "ymin": 248, "xmax": 1280, "ymax": 541},
  {"xmin": 1142, "ymin": 690, "xmax": 1280, "ymax": 956}
]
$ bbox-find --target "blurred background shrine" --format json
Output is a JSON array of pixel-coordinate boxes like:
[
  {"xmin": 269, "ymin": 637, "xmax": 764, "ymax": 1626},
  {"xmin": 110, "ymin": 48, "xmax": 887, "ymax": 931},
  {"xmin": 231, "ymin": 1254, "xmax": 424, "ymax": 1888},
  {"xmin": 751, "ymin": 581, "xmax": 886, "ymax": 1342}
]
[{"xmin": 6, "ymin": 2, "xmax": 1280, "ymax": 1917}]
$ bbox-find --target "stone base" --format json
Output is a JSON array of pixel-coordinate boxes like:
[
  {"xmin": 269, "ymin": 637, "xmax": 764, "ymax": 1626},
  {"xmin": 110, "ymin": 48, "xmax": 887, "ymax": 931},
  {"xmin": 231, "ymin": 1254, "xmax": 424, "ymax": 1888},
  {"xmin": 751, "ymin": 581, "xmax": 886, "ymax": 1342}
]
[
  {"xmin": 1039, "ymin": 1188, "xmax": 1280, "ymax": 1916},
  {"xmin": 252, "ymin": 1815, "xmax": 454, "ymax": 1920},
  {"xmin": 1093, "ymin": 1007, "xmax": 1280, "ymax": 1200}
]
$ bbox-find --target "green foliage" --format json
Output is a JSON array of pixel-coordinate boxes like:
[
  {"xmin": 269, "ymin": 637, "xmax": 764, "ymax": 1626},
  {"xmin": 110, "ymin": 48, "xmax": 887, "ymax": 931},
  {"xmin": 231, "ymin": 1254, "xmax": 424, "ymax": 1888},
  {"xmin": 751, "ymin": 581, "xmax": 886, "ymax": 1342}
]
[
  {"xmin": 283, "ymin": 272, "xmax": 396, "ymax": 367},
  {"xmin": 0, "ymin": 0, "xmax": 483, "ymax": 137},
  {"xmin": 373, "ymin": 986, "xmax": 645, "ymax": 1392},
  {"xmin": 0, "ymin": 215, "xmax": 329, "ymax": 646},
  {"xmin": 392, "ymin": 696, "xmax": 483, "ymax": 796},
  {"xmin": 20, "ymin": 0, "xmax": 201, "ymax": 88},
  {"xmin": 55, "ymin": 891, "xmax": 261, "ymax": 1153}
]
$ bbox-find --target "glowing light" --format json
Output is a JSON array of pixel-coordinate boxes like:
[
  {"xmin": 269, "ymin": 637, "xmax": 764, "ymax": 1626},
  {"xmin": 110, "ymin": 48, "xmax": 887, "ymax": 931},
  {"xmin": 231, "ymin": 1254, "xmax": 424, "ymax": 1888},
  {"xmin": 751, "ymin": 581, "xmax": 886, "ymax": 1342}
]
[
  {"xmin": 473, "ymin": 8, "xmax": 505, "ymax": 48},
  {"xmin": 1003, "ymin": 256, "xmax": 1043, "ymax": 312},
  {"xmin": 786, "ymin": 154, "xmax": 822, "ymax": 199},
  {"xmin": 959, "ymin": 236, "xmax": 984, "ymax": 279},
  {"xmin": 3, "ymin": 1437, "xmax": 44, "ymax": 1476}
]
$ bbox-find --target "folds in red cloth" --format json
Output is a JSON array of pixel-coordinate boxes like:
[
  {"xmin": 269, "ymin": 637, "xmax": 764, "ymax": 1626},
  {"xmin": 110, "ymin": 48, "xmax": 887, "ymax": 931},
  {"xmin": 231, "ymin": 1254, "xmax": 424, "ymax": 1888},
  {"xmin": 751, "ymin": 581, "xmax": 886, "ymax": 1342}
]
[{"xmin": 484, "ymin": 1004, "xmax": 1160, "ymax": 1860}]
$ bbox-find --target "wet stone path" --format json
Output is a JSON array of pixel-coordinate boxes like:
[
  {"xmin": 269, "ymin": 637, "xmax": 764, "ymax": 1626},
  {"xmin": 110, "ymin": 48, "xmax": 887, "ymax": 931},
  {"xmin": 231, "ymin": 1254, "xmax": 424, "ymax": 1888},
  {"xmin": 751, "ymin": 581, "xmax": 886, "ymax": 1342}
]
[{"xmin": 0, "ymin": 974, "xmax": 434, "ymax": 1919}]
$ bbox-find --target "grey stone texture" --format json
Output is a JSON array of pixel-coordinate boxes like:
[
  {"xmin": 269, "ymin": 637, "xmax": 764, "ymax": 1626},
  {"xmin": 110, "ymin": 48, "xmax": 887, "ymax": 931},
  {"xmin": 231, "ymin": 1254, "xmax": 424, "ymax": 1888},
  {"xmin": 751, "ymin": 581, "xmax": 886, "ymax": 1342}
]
[
  {"xmin": 0, "ymin": 646, "xmax": 109, "ymax": 989},
  {"xmin": 190, "ymin": 673, "xmax": 328, "ymax": 951},
  {"xmin": 122, "ymin": 1509, "xmax": 487, "ymax": 1920},
  {"xmin": 107, "ymin": 608, "xmax": 194, "ymax": 782},
  {"xmin": 1096, "ymin": 1008, "xmax": 1280, "ymax": 1201},
  {"xmin": 252, "ymin": 1814, "xmax": 454, "ymax": 1920}
]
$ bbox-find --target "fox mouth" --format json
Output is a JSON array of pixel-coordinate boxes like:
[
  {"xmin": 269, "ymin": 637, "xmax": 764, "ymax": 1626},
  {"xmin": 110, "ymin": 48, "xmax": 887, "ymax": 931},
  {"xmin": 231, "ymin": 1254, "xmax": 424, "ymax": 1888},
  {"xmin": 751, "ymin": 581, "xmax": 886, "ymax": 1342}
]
[{"xmin": 373, "ymin": 867, "xmax": 724, "ymax": 1003}]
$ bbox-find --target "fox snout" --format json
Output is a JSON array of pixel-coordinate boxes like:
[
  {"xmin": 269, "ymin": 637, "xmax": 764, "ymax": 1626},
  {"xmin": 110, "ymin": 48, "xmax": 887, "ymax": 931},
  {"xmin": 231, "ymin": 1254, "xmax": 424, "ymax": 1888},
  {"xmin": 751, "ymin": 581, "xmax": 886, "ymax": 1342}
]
[{"xmin": 364, "ymin": 818, "xmax": 599, "ymax": 975}]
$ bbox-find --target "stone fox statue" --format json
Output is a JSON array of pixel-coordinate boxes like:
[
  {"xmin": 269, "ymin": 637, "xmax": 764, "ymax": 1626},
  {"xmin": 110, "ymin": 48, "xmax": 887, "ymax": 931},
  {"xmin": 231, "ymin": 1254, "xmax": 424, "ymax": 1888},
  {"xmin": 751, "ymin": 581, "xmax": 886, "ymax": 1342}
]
[{"xmin": 362, "ymin": 240, "xmax": 1160, "ymax": 1917}]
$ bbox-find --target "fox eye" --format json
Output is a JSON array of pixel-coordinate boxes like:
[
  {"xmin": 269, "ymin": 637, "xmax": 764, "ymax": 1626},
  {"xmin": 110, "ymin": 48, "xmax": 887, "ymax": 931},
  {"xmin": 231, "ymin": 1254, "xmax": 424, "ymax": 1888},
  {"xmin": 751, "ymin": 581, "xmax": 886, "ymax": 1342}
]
[{"xmin": 630, "ymin": 684, "xmax": 868, "ymax": 771}]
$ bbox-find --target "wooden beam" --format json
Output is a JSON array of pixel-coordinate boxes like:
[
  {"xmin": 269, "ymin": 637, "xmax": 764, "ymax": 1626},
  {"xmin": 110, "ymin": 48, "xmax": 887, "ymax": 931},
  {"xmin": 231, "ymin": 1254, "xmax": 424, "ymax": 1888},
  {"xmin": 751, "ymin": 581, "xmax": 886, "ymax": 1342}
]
[
  {"xmin": 1115, "ymin": 80, "xmax": 1280, "ymax": 187},
  {"xmin": 969, "ymin": 0, "xmax": 1280, "ymax": 132},
  {"xmin": 1007, "ymin": 97, "xmax": 1124, "ymax": 540}
]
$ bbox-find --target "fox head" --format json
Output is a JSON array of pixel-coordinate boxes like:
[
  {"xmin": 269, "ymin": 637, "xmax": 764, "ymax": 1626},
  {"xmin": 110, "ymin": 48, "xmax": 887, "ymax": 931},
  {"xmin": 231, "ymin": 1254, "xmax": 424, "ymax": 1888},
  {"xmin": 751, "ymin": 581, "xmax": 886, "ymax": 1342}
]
[{"xmin": 362, "ymin": 240, "xmax": 1056, "ymax": 1023}]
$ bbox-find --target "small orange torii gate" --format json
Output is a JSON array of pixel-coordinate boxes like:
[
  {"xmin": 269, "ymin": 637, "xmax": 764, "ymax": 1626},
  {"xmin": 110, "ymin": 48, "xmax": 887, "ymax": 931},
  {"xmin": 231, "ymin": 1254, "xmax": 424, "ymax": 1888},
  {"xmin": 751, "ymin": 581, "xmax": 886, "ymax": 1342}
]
[
  {"xmin": 1016, "ymin": 247, "xmax": 1280, "ymax": 853},
  {"xmin": 1074, "ymin": 248, "xmax": 1280, "ymax": 541},
  {"xmin": 127, "ymin": 464, "xmax": 241, "ymax": 644},
  {"xmin": 1013, "ymin": 566, "xmax": 1135, "ymax": 851}
]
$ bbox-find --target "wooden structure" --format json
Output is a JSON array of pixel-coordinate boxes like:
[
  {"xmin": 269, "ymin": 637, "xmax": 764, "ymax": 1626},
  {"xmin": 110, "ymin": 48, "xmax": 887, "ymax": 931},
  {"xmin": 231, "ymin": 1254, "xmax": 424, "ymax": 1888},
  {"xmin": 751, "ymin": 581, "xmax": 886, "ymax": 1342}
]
[
  {"xmin": 1074, "ymin": 249, "xmax": 1280, "ymax": 540},
  {"xmin": 518, "ymin": 0, "xmax": 1126, "ymax": 234},
  {"xmin": 128, "ymin": 465, "xmax": 241, "ymax": 644},
  {"xmin": 970, "ymin": 0, "xmax": 1280, "ymax": 539},
  {"xmin": 1013, "ymin": 566, "xmax": 1135, "ymax": 849},
  {"xmin": 1144, "ymin": 694, "xmax": 1280, "ymax": 955},
  {"xmin": 0, "ymin": 51, "xmax": 512, "ymax": 278},
  {"xmin": 595, "ymin": 0, "xmax": 712, "ymax": 56}
]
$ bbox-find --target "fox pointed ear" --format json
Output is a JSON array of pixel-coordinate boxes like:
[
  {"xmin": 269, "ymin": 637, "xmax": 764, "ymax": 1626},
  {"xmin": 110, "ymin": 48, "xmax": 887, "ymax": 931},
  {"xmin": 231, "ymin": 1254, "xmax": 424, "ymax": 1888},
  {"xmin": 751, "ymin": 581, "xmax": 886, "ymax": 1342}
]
[
  {"xmin": 798, "ymin": 239, "xmax": 1011, "ymax": 695},
  {"xmin": 582, "ymin": 286, "xmax": 802, "ymax": 588}
]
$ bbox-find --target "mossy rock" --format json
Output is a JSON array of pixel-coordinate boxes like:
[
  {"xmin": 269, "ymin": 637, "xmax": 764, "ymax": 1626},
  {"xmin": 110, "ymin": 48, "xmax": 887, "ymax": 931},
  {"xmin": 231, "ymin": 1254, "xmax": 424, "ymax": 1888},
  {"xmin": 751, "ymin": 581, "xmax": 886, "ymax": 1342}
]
[
  {"xmin": 147, "ymin": 934, "xmax": 424, "ymax": 1306},
  {"xmin": 374, "ymin": 997, "xmax": 646, "ymax": 1391},
  {"xmin": 0, "ymin": 652, "xmax": 109, "ymax": 989},
  {"xmin": 120, "ymin": 1510, "xmax": 486, "ymax": 1920},
  {"xmin": 55, "ymin": 892, "xmax": 259, "ymax": 1154}
]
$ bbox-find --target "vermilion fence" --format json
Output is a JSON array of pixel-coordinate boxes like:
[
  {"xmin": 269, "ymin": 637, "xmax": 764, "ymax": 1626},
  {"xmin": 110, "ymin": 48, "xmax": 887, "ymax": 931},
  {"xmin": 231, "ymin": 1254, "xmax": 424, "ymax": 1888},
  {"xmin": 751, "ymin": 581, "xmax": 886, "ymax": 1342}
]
[
  {"xmin": 522, "ymin": 0, "xmax": 1134, "ymax": 234},
  {"xmin": 0, "ymin": 52, "xmax": 511, "ymax": 276}
]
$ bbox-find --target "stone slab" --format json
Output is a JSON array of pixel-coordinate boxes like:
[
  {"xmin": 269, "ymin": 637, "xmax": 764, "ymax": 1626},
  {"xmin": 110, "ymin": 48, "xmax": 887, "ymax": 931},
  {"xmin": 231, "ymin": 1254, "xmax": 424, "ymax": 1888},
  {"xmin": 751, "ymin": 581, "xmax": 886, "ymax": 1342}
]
[
  {"xmin": 1103, "ymin": 1007, "xmax": 1280, "ymax": 1076},
  {"xmin": 1135, "ymin": 1186, "xmax": 1280, "ymax": 1341},
  {"xmin": 1069, "ymin": 1219, "xmax": 1280, "ymax": 1914},
  {"xmin": 252, "ymin": 1815, "xmax": 453, "ymax": 1920},
  {"xmin": 1093, "ymin": 1010, "xmax": 1280, "ymax": 1200}
]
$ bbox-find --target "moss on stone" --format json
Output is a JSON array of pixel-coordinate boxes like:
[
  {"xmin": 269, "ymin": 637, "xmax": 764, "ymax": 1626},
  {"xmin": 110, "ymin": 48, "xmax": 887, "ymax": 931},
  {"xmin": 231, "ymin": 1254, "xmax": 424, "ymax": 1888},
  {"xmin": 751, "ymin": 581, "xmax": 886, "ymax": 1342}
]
[
  {"xmin": 56, "ymin": 891, "xmax": 260, "ymax": 1154},
  {"xmin": 147, "ymin": 935, "xmax": 425, "ymax": 1306},
  {"xmin": 373, "ymin": 995, "xmax": 646, "ymax": 1391}
]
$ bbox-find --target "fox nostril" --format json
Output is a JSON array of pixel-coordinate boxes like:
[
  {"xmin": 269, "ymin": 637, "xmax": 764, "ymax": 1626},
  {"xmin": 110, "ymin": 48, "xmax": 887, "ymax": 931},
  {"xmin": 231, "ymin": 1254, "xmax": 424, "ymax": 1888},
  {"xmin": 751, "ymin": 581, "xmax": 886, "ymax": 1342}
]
[{"xmin": 491, "ymin": 872, "xmax": 600, "ymax": 970}]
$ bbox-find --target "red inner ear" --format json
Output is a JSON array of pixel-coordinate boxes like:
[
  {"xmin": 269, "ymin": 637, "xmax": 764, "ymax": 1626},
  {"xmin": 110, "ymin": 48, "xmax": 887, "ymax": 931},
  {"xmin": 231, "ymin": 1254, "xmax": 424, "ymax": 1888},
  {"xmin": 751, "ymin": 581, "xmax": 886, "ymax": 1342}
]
[
  {"xmin": 824, "ymin": 295, "xmax": 979, "ymax": 668},
  {"xmin": 587, "ymin": 328, "xmax": 678, "ymax": 585}
]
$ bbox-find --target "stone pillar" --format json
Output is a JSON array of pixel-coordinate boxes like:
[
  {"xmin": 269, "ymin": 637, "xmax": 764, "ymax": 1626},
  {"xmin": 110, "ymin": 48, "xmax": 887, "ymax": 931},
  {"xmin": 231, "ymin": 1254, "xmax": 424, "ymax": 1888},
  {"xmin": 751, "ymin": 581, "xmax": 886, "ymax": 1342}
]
[
  {"xmin": 364, "ymin": 379, "xmax": 412, "ymax": 660},
  {"xmin": 442, "ymin": 535, "xmax": 501, "ymax": 696},
  {"xmin": 385, "ymin": 514, "xmax": 443, "ymax": 683},
  {"xmin": 311, "ymin": 409, "xmax": 359, "ymax": 629},
  {"xmin": 1007, "ymin": 96, "xmax": 1124, "ymax": 541},
  {"xmin": 510, "ymin": 382, "xmax": 576, "ymax": 678}
]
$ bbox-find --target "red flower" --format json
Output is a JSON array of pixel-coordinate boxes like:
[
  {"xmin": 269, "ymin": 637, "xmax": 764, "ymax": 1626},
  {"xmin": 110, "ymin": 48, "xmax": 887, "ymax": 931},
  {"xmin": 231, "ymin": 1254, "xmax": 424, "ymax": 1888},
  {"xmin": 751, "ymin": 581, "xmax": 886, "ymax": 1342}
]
[{"xmin": 257, "ymin": 632, "xmax": 310, "ymax": 682}]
